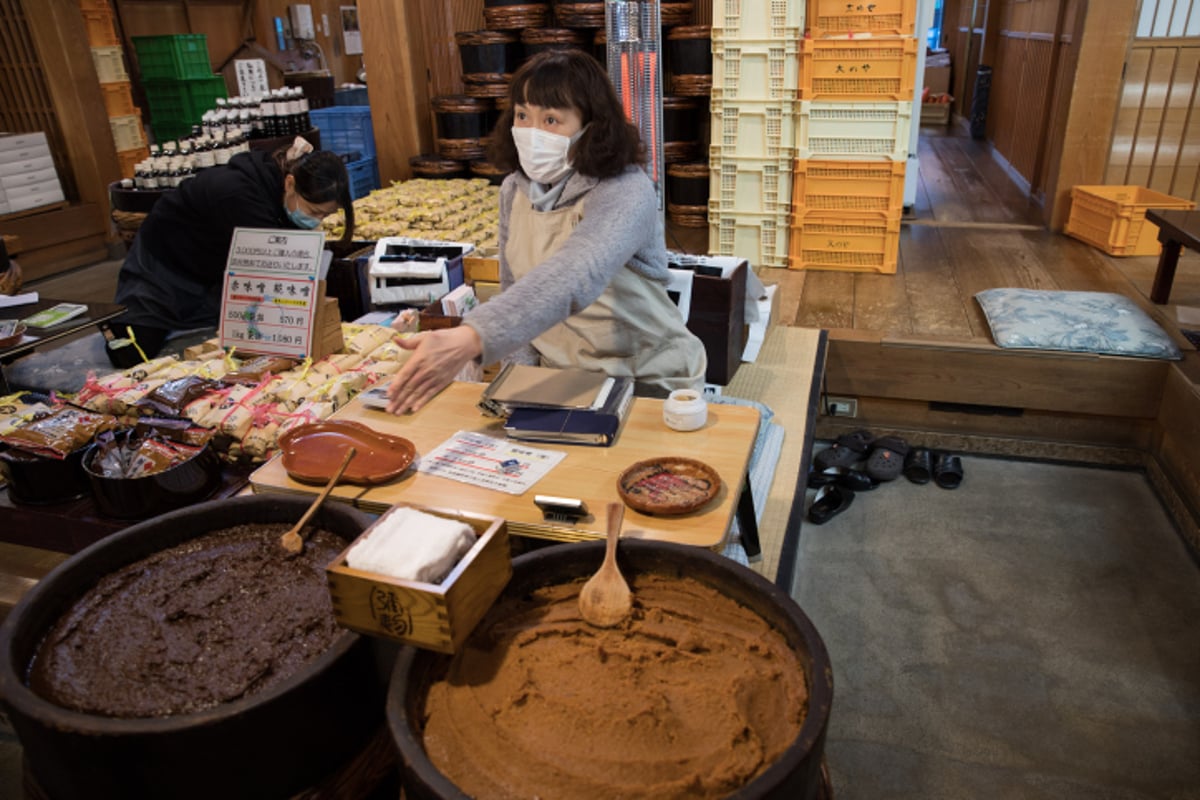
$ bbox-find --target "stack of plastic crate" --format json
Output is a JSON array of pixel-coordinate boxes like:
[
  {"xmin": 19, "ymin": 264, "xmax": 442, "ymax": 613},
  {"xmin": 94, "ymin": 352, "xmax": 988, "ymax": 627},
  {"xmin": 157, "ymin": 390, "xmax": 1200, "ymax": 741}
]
[
  {"xmin": 132, "ymin": 35, "xmax": 227, "ymax": 144},
  {"xmin": 308, "ymin": 107, "xmax": 380, "ymax": 200},
  {"xmin": 79, "ymin": 0, "xmax": 147, "ymax": 178},
  {"xmin": 706, "ymin": 0, "xmax": 804, "ymax": 269},
  {"xmin": 788, "ymin": 0, "xmax": 918, "ymax": 274}
]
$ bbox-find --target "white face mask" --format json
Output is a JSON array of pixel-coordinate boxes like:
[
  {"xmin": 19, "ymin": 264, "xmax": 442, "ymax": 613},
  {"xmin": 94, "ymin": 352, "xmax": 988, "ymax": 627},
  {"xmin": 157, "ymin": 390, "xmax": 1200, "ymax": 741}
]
[{"xmin": 511, "ymin": 126, "xmax": 578, "ymax": 184}]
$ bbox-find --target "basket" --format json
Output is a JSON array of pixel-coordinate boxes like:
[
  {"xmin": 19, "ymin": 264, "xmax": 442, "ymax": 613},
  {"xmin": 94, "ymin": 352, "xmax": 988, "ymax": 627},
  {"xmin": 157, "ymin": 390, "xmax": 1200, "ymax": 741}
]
[
  {"xmin": 709, "ymin": 97, "xmax": 795, "ymax": 160},
  {"xmin": 788, "ymin": 210, "xmax": 901, "ymax": 274},
  {"xmin": 708, "ymin": 207, "xmax": 790, "ymax": 269},
  {"xmin": 799, "ymin": 38, "xmax": 919, "ymax": 101},
  {"xmin": 309, "ymin": 106, "xmax": 376, "ymax": 160},
  {"xmin": 791, "ymin": 159, "xmax": 906, "ymax": 215},
  {"xmin": 807, "ymin": 0, "xmax": 917, "ymax": 38},
  {"xmin": 91, "ymin": 46, "xmax": 128, "ymax": 83},
  {"xmin": 708, "ymin": 151, "xmax": 793, "ymax": 215},
  {"xmin": 131, "ymin": 34, "xmax": 213, "ymax": 80},
  {"xmin": 711, "ymin": 34, "xmax": 799, "ymax": 102},
  {"xmin": 1065, "ymin": 185, "xmax": 1197, "ymax": 256},
  {"xmin": 347, "ymin": 157, "xmax": 380, "ymax": 200},
  {"xmin": 795, "ymin": 100, "xmax": 912, "ymax": 161},
  {"xmin": 100, "ymin": 81, "xmax": 136, "ymax": 118},
  {"xmin": 710, "ymin": 0, "xmax": 803, "ymax": 39}
]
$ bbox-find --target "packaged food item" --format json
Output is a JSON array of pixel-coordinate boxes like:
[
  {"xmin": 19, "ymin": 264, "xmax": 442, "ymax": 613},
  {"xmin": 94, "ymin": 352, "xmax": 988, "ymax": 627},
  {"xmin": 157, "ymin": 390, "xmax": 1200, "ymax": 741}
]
[
  {"xmin": 136, "ymin": 376, "xmax": 222, "ymax": 417},
  {"xmin": 0, "ymin": 406, "xmax": 120, "ymax": 459},
  {"xmin": 0, "ymin": 392, "xmax": 55, "ymax": 437},
  {"xmin": 222, "ymin": 356, "xmax": 298, "ymax": 385}
]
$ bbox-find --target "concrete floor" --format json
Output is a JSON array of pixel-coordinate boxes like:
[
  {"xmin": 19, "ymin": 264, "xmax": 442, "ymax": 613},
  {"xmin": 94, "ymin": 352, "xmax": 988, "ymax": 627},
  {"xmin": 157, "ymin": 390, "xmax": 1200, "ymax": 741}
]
[{"xmin": 793, "ymin": 456, "xmax": 1200, "ymax": 800}]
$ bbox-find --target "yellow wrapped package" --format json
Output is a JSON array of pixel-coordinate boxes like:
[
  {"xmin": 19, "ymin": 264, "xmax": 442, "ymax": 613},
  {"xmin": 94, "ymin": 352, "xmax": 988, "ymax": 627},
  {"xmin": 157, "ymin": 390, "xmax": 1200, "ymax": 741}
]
[
  {"xmin": 312, "ymin": 351, "xmax": 365, "ymax": 376},
  {"xmin": 344, "ymin": 324, "xmax": 396, "ymax": 355},
  {"xmin": 196, "ymin": 383, "xmax": 255, "ymax": 429},
  {"xmin": 0, "ymin": 393, "xmax": 54, "ymax": 437},
  {"xmin": 77, "ymin": 372, "xmax": 137, "ymax": 413},
  {"xmin": 272, "ymin": 366, "xmax": 327, "ymax": 411},
  {"xmin": 216, "ymin": 378, "xmax": 281, "ymax": 440},
  {"xmin": 277, "ymin": 399, "xmax": 335, "ymax": 436},
  {"xmin": 240, "ymin": 420, "xmax": 280, "ymax": 460},
  {"xmin": 311, "ymin": 372, "xmax": 368, "ymax": 410},
  {"xmin": 110, "ymin": 378, "xmax": 170, "ymax": 415},
  {"xmin": 124, "ymin": 355, "xmax": 180, "ymax": 383}
]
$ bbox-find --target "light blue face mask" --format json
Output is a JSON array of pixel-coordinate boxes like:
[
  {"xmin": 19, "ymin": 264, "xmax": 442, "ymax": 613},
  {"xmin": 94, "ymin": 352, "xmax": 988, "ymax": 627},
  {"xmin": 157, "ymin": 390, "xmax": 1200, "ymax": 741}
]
[
  {"xmin": 287, "ymin": 205, "xmax": 321, "ymax": 229},
  {"xmin": 286, "ymin": 193, "xmax": 322, "ymax": 229}
]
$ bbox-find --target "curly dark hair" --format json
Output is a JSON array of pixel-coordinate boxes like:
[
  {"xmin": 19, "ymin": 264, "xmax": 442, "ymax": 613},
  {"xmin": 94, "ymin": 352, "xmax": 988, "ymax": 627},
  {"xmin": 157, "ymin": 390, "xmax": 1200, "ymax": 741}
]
[{"xmin": 487, "ymin": 49, "xmax": 644, "ymax": 180}]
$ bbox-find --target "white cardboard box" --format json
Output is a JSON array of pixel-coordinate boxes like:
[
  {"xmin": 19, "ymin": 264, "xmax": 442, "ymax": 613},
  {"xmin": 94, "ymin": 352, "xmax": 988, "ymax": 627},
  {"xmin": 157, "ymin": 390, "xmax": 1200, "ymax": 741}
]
[
  {"xmin": 8, "ymin": 187, "xmax": 65, "ymax": 213},
  {"xmin": 0, "ymin": 168, "xmax": 58, "ymax": 190},
  {"xmin": 0, "ymin": 155, "xmax": 54, "ymax": 178},
  {"xmin": 0, "ymin": 132, "xmax": 48, "ymax": 153}
]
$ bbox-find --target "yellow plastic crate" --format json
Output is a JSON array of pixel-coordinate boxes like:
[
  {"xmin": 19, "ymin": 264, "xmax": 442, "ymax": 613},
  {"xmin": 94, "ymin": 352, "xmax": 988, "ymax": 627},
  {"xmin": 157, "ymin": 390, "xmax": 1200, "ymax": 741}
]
[
  {"xmin": 799, "ymin": 38, "xmax": 919, "ymax": 101},
  {"xmin": 82, "ymin": 8, "xmax": 119, "ymax": 47},
  {"xmin": 788, "ymin": 210, "xmax": 901, "ymax": 273},
  {"xmin": 791, "ymin": 159, "xmax": 906, "ymax": 215},
  {"xmin": 1065, "ymin": 185, "xmax": 1196, "ymax": 257},
  {"xmin": 100, "ymin": 81, "xmax": 136, "ymax": 117},
  {"xmin": 807, "ymin": 0, "xmax": 918, "ymax": 38},
  {"xmin": 117, "ymin": 145, "xmax": 149, "ymax": 179}
]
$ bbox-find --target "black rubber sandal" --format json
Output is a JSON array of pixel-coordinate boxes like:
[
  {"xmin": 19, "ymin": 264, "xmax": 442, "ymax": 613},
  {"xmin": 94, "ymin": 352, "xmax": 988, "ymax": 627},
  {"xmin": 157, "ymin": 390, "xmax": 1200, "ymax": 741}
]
[
  {"xmin": 813, "ymin": 429, "xmax": 875, "ymax": 471},
  {"xmin": 933, "ymin": 453, "xmax": 964, "ymax": 489},
  {"xmin": 903, "ymin": 448, "xmax": 934, "ymax": 484}
]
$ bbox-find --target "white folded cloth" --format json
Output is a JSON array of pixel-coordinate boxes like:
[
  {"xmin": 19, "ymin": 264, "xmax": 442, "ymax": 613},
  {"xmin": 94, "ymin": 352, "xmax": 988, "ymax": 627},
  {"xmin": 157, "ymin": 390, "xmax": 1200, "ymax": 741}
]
[{"xmin": 347, "ymin": 507, "xmax": 475, "ymax": 584}]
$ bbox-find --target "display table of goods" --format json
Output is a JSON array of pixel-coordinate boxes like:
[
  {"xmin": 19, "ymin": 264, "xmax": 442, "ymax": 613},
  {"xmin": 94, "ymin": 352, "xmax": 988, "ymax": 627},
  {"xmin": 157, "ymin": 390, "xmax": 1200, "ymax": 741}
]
[
  {"xmin": 0, "ymin": 322, "xmax": 408, "ymax": 500},
  {"xmin": 322, "ymin": 177, "xmax": 500, "ymax": 253}
]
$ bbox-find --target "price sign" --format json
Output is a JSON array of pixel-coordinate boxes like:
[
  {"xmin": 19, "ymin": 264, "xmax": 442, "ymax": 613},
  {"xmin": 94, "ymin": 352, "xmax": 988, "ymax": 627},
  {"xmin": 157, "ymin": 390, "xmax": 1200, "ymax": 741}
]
[{"xmin": 219, "ymin": 228, "xmax": 325, "ymax": 359}]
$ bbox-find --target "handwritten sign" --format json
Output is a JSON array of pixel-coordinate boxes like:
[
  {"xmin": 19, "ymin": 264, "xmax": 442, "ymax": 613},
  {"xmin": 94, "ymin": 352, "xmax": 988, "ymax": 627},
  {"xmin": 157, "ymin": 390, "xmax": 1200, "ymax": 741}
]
[
  {"xmin": 219, "ymin": 228, "xmax": 325, "ymax": 359},
  {"xmin": 234, "ymin": 59, "xmax": 270, "ymax": 98}
]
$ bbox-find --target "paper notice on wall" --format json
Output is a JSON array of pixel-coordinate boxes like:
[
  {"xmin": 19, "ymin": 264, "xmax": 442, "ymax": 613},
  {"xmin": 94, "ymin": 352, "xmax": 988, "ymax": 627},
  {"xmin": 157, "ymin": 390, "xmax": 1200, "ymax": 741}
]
[
  {"xmin": 235, "ymin": 59, "xmax": 270, "ymax": 98},
  {"xmin": 341, "ymin": 6, "xmax": 362, "ymax": 55}
]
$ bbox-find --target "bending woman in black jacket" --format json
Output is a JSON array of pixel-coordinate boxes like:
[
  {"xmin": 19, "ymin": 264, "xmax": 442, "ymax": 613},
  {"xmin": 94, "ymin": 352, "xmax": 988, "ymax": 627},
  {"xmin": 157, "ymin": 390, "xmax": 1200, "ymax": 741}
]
[{"xmin": 108, "ymin": 145, "xmax": 355, "ymax": 364}]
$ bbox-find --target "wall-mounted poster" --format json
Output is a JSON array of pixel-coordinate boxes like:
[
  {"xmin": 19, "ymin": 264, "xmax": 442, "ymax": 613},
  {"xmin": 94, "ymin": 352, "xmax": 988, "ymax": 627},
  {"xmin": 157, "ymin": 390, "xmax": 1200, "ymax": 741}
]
[{"xmin": 341, "ymin": 6, "xmax": 362, "ymax": 56}]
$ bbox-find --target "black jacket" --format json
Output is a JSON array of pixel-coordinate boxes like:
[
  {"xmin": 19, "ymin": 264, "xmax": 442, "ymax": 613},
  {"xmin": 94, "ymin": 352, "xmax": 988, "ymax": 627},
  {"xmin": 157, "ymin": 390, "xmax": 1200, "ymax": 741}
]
[{"xmin": 136, "ymin": 150, "xmax": 298, "ymax": 285}]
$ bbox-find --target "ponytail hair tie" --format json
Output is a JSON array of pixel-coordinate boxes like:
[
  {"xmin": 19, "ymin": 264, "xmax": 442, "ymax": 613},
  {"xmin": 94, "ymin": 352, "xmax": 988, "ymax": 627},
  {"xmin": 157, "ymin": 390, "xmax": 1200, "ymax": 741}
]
[{"xmin": 286, "ymin": 136, "xmax": 314, "ymax": 161}]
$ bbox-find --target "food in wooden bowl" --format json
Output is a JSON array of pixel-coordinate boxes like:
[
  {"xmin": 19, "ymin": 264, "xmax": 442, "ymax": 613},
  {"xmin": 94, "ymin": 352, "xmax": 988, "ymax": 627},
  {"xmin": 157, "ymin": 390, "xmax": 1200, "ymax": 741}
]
[{"xmin": 617, "ymin": 456, "xmax": 721, "ymax": 515}]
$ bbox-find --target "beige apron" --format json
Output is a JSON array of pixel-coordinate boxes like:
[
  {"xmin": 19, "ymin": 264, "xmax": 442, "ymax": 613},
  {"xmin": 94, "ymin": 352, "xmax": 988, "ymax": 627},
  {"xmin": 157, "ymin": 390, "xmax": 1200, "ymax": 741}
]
[{"xmin": 506, "ymin": 193, "xmax": 706, "ymax": 396}]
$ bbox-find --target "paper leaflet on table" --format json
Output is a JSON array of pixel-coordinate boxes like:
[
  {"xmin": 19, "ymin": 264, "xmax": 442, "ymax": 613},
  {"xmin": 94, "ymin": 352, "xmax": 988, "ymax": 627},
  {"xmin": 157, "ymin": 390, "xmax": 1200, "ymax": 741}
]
[
  {"xmin": 417, "ymin": 430, "xmax": 566, "ymax": 495},
  {"xmin": 0, "ymin": 291, "xmax": 38, "ymax": 309}
]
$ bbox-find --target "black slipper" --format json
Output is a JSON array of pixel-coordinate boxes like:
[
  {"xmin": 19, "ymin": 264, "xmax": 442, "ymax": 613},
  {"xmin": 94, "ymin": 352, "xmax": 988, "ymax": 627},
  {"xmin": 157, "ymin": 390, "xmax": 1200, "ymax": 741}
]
[
  {"xmin": 865, "ymin": 435, "xmax": 909, "ymax": 482},
  {"xmin": 807, "ymin": 484, "xmax": 855, "ymax": 525},
  {"xmin": 813, "ymin": 429, "xmax": 875, "ymax": 471},
  {"xmin": 933, "ymin": 453, "xmax": 964, "ymax": 489},
  {"xmin": 807, "ymin": 466, "xmax": 877, "ymax": 492},
  {"xmin": 903, "ymin": 448, "xmax": 933, "ymax": 484}
]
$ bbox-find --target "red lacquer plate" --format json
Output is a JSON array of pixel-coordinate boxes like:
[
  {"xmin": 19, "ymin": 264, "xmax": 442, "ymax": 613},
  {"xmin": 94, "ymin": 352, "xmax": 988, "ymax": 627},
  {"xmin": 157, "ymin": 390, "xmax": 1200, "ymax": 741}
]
[
  {"xmin": 277, "ymin": 420, "xmax": 416, "ymax": 486},
  {"xmin": 617, "ymin": 456, "xmax": 722, "ymax": 516}
]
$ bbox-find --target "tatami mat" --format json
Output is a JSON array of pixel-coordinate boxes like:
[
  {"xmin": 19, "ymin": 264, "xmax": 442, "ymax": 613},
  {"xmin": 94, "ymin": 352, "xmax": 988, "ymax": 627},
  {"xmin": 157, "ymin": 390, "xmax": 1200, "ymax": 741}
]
[{"xmin": 725, "ymin": 326, "xmax": 826, "ymax": 585}]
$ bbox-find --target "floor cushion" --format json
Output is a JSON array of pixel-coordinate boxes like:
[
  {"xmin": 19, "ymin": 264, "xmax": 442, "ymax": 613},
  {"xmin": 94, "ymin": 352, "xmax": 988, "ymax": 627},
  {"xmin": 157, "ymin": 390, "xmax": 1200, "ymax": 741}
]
[{"xmin": 975, "ymin": 288, "xmax": 1181, "ymax": 360}]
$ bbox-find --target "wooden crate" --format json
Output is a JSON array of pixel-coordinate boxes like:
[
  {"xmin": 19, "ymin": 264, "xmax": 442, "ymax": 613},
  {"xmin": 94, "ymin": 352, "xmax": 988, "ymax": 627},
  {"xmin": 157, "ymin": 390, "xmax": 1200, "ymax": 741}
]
[{"xmin": 326, "ymin": 505, "xmax": 511, "ymax": 654}]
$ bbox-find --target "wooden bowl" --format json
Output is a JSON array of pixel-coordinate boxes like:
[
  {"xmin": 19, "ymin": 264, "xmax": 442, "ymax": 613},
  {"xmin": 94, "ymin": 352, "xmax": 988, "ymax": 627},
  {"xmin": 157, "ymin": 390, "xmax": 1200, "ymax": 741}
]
[
  {"xmin": 617, "ymin": 456, "xmax": 721, "ymax": 515},
  {"xmin": 0, "ymin": 321, "xmax": 27, "ymax": 349}
]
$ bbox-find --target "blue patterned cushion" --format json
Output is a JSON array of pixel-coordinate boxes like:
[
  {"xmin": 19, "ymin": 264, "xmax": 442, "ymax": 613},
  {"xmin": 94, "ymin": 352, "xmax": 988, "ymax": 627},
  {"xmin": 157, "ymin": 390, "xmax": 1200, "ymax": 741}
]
[{"xmin": 975, "ymin": 289, "xmax": 1182, "ymax": 360}]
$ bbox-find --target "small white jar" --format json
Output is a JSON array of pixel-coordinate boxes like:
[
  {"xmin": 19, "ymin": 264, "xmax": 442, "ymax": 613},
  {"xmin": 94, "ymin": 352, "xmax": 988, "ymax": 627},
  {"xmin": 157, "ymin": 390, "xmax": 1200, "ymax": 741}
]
[{"xmin": 663, "ymin": 389, "xmax": 707, "ymax": 431}]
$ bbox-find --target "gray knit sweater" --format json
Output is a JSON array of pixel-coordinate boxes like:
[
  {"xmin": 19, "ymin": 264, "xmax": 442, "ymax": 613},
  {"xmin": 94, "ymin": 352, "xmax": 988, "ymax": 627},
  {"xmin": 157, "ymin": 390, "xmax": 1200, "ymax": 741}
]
[{"xmin": 463, "ymin": 166, "xmax": 669, "ymax": 366}]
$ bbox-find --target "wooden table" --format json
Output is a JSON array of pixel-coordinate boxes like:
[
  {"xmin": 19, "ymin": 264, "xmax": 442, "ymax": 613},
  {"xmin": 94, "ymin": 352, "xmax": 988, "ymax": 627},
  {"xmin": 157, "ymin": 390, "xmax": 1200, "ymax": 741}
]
[
  {"xmin": 250, "ymin": 382, "xmax": 762, "ymax": 552},
  {"xmin": 0, "ymin": 297, "xmax": 125, "ymax": 392},
  {"xmin": 1147, "ymin": 208, "xmax": 1200, "ymax": 304}
]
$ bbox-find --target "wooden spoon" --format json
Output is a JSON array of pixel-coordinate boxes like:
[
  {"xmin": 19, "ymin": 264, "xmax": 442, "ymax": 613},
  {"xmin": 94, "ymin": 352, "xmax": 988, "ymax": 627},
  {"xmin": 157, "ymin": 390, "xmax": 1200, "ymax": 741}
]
[
  {"xmin": 579, "ymin": 502, "xmax": 633, "ymax": 627},
  {"xmin": 280, "ymin": 447, "xmax": 357, "ymax": 555}
]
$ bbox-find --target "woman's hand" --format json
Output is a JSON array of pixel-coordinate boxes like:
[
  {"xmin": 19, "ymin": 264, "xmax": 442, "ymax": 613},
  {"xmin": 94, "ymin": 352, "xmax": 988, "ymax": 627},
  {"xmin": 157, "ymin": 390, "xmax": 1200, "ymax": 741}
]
[{"xmin": 386, "ymin": 325, "xmax": 483, "ymax": 414}]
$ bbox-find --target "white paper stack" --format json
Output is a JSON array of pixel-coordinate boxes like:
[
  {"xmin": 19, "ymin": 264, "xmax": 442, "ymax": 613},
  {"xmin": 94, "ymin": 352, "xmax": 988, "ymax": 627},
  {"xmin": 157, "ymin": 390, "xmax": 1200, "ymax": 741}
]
[{"xmin": 346, "ymin": 507, "xmax": 475, "ymax": 584}]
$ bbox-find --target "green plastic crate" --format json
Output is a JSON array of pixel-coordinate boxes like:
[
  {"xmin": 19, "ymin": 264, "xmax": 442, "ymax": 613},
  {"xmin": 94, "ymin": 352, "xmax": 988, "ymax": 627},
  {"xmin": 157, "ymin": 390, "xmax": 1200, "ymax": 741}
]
[
  {"xmin": 132, "ymin": 34, "xmax": 213, "ymax": 80},
  {"xmin": 144, "ymin": 76, "xmax": 228, "ymax": 142}
]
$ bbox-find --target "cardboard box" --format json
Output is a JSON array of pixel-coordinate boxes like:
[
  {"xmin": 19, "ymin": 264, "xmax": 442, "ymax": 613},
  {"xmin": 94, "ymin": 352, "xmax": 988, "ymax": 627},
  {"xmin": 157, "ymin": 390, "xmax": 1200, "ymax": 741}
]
[
  {"xmin": 6, "ymin": 185, "xmax": 65, "ymax": 213},
  {"xmin": 1, "ymin": 168, "xmax": 58, "ymax": 190},
  {"xmin": 0, "ymin": 155, "xmax": 54, "ymax": 178},
  {"xmin": 326, "ymin": 504, "xmax": 511, "ymax": 654},
  {"xmin": 925, "ymin": 64, "xmax": 951, "ymax": 97},
  {"xmin": 669, "ymin": 253, "xmax": 749, "ymax": 386},
  {"xmin": 0, "ymin": 132, "xmax": 49, "ymax": 156}
]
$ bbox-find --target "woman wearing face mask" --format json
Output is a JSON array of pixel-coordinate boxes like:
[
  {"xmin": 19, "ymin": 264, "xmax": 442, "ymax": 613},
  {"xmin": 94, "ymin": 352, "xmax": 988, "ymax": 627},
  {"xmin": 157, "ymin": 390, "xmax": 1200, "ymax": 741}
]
[
  {"xmin": 386, "ymin": 49, "xmax": 706, "ymax": 414},
  {"xmin": 106, "ymin": 138, "xmax": 354, "ymax": 366}
]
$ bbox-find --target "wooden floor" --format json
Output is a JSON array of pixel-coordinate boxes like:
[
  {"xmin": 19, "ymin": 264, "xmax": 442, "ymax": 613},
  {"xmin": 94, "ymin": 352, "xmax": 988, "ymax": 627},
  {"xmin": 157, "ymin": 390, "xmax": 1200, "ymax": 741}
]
[{"xmin": 676, "ymin": 126, "xmax": 1200, "ymax": 346}]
